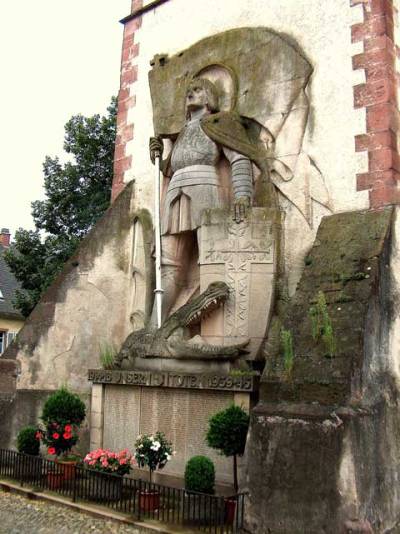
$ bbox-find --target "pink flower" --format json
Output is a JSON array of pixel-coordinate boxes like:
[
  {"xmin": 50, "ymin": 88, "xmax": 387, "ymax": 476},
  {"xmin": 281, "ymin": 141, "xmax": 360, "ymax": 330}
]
[
  {"xmin": 63, "ymin": 432, "xmax": 72, "ymax": 440},
  {"xmin": 52, "ymin": 432, "xmax": 60, "ymax": 439},
  {"xmin": 48, "ymin": 447, "xmax": 56, "ymax": 455},
  {"xmin": 64, "ymin": 424, "xmax": 72, "ymax": 433}
]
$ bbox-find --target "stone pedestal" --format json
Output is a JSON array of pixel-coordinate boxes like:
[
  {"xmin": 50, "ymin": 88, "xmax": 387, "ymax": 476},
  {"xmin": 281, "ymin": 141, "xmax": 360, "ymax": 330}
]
[{"xmin": 88, "ymin": 369, "xmax": 258, "ymax": 485}]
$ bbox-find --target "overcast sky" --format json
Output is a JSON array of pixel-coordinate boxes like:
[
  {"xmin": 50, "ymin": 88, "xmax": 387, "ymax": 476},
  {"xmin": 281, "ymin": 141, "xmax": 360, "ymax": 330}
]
[{"xmin": 0, "ymin": 1, "xmax": 130, "ymax": 237}]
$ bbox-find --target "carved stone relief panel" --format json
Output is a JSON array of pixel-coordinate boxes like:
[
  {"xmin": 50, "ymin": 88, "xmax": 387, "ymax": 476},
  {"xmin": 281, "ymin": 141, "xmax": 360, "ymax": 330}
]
[{"xmin": 200, "ymin": 207, "xmax": 279, "ymax": 359}]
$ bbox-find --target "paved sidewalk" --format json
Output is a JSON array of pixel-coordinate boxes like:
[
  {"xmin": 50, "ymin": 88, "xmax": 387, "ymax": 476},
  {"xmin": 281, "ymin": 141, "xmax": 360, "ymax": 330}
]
[{"xmin": 0, "ymin": 490, "xmax": 143, "ymax": 534}]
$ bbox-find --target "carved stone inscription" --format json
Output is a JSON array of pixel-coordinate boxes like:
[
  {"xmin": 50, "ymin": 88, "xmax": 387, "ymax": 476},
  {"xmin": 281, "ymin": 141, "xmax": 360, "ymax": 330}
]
[{"xmin": 88, "ymin": 369, "xmax": 257, "ymax": 392}]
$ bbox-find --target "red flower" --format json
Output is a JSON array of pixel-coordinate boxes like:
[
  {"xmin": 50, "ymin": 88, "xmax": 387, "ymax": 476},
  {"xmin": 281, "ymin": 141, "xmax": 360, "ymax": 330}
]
[
  {"xmin": 64, "ymin": 424, "xmax": 72, "ymax": 433},
  {"xmin": 48, "ymin": 447, "xmax": 56, "ymax": 455},
  {"xmin": 63, "ymin": 432, "xmax": 72, "ymax": 440},
  {"xmin": 35, "ymin": 431, "xmax": 42, "ymax": 440},
  {"xmin": 52, "ymin": 432, "xmax": 60, "ymax": 439}
]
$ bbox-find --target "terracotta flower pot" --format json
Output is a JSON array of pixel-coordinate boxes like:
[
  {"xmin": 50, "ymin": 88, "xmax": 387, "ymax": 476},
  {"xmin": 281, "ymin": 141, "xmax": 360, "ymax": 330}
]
[
  {"xmin": 47, "ymin": 471, "xmax": 63, "ymax": 490},
  {"xmin": 139, "ymin": 490, "xmax": 160, "ymax": 512},
  {"xmin": 224, "ymin": 498, "xmax": 237, "ymax": 525},
  {"xmin": 57, "ymin": 459, "xmax": 77, "ymax": 481}
]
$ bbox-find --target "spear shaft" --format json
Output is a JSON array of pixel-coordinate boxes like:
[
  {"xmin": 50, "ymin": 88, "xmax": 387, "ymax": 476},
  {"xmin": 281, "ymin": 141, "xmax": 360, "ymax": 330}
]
[{"xmin": 154, "ymin": 152, "xmax": 163, "ymax": 328}]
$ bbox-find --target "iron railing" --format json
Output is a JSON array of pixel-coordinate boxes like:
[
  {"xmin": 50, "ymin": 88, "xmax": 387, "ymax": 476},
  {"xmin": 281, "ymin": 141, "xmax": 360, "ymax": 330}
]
[{"xmin": 0, "ymin": 449, "xmax": 245, "ymax": 533}]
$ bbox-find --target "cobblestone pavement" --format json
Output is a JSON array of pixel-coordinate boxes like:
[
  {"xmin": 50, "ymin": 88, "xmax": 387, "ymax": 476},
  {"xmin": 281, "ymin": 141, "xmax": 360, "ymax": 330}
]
[{"xmin": 0, "ymin": 490, "xmax": 143, "ymax": 534}]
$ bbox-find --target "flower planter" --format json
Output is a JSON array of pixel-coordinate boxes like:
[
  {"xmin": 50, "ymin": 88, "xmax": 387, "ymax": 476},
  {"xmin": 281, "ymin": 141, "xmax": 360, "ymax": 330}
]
[
  {"xmin": 224, "ymin": 498, "xmax": 237, "ymax": 525},
  {"xmin": 86, "ymin": 472, "xmax": 123, "ymax": 501},
  {"xmin": 57, "ymin": 459, "xmax": 77, "ymax": 481},
  {"xmin": 139, "ymin": 490, "xmax": 160, "ymax": 512},
  {"xmin": 47, "ymin": 471, "xmax": 63, "ymax": 490}
]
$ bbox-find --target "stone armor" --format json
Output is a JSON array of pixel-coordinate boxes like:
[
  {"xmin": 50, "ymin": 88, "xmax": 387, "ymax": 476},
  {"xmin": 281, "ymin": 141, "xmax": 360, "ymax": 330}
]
[{"xmin": 162, "ymin": 117, "xmax": 253, "ymax": 235}]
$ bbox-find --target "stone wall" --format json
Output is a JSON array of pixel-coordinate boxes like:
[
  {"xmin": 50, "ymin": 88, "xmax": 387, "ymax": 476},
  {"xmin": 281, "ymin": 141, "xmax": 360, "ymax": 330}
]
[
  {"xmin": 0, "ymin": 183, "xmax": 149, "ymax": 450},
  {"xmin": 94, "ymin": 384, "xmax": 237, "ymax": 484},
  {"xmin": 111, "ymin": 0, "xmax": 380, "ymax": 296},
  {"xmin": 4, "ymin": 182, "xmax": 138, "ymax": 393},
  {"xmin": 244, "ymin": 207, "xmax": 400, "ymax": 533}
]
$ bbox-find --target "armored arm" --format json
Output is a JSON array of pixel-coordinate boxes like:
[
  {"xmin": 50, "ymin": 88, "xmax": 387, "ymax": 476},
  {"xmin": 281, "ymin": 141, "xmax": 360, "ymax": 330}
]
[{"xmin": 223, "ymin": 147, "xmax": 253, "ymax": 222}]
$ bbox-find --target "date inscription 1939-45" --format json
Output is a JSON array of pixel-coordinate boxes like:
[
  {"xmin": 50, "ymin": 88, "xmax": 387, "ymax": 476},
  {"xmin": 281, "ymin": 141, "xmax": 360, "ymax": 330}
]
[{"xmin": 88, "ymin": 369, "xmax": 257, "ymax": 392}]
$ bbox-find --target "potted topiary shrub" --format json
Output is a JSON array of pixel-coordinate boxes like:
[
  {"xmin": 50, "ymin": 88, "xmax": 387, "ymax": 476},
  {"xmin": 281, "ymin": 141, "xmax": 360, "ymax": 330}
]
[
  {"xmin": 15, "ymin": 426, "xmax": 42, "ymax": 481},
  {"xmin": 17, "ymin": 426, "xmax": 40, "ymax": 456},
  {"xmin": 134, "ymin": 432, "xmax": 174, "ymax": 511},
  {"xmin": 184, "ymin": 455, "xmax": 216, "ymax": 525},
  {"xmin": 185, "ymin": 455, "xmax": 215, "ymax": 494},
  {"xmin": 39, "ymin": 387, "xmax": 86, "ymax": 483},
  {"xmin": 206, "ymin": 405, "xmax": 250, "ymax": 524}
]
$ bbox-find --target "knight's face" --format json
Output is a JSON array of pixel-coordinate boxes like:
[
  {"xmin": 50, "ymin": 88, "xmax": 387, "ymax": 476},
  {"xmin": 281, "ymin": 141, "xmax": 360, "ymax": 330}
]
[{"xmin": 186, "ymin": 82, "xmax": 208, "ymax": 111}]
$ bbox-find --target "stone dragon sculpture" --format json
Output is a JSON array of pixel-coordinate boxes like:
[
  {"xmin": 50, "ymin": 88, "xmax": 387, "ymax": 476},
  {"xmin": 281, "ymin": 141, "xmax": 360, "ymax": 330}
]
[{"xmin": 114, "ymin": 282, "xmax": 249, "ymax": 368}]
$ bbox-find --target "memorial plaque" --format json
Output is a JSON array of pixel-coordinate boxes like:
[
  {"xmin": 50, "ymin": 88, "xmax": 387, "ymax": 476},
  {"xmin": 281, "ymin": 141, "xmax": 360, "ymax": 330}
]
[
  {"xmin": 139, "ymin": 387, "xmax": 233, "ymax": 482},
  {"xmin": 103, "ymin": 386, "xmax": 140, "ymax": 451}
]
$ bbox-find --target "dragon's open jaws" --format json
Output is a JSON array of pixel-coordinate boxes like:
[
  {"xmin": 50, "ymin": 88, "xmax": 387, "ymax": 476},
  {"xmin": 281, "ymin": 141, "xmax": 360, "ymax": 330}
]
[{"xmin": 115, "ymin": 281, "xmax": 249, "ymax": 366}]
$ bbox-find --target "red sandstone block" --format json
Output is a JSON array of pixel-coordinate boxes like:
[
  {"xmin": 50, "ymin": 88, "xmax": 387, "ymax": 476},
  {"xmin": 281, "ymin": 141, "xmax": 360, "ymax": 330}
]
[
  {"xmin": 364, "ymin": 34, "xmax": 394, "ymax": 52},
  {"xmin": 118, "ymin": 88, "xmax": 130, "ymax": 102},
  {"xmin": 355, "ymin": 130, "xmax": 397, "ymax": 151},
  {"xmin": 351, "ymin": 15, "xmax": 388, "ymax": 42},
  {"xmin": 114, "ymin": 155, "xmax": 132, "ymax": 174},
  {"xmin": 122, "ymin": 35, "xmax": 134, "ymax": 52},
  {"xmin": 352, "ymin": 48, "xmax": 394, "ymax": 70},
  {"xmin": 124, "ymin": 17, "xmax": 142, "ymax": 37},
  {"xmin": 131, "ymin": 0, "xmax": 143, "ymax": 11},
  {"xmin": 111, "ymin": 180, "xmax": 126, "ymax": 203},
  {"xmin": 119, "ymin": 124, "xmax": 134, "ymax": 143},
  {"xmin": 365, "ymin": 64, "xmax": 396, "ymax": 82},
  {"xmin": 370, "ymin": 184, "xmax": 400, "ymax": 207},
  {"xmin": 369, "ymin": 147, "xmax": 400, "ymax": 171},
  {"xmin": 117, "ymin": 95, "xmax": 136, "ymax": 114},
  {"xmin": 356, "ymin": 169, "xmax": 399, "ymax": 190},
  {"xmin": 354, "ymin": 78, "xmax": 395, "ymax": 108},
  {"xmin": 367, "ymin": 0, "xmax": 393, "ymax": 17},
  {"xmin": 366, "ymin": 102, "xmax": 400, "ymax": 131},
  {"xmin": 117, "ymin": 110, "xmax": 128, "ymax": 128},
  {"xmin": 122, "ymin": 43, "xmax": 140, "ymax": 63},
  {"xmin": 121, "ymin": 65, "xmax": 138, "ymax": 85},
  {"xmin": 114, "ymin": 144, "xmax": 126, "ymax": 161}
]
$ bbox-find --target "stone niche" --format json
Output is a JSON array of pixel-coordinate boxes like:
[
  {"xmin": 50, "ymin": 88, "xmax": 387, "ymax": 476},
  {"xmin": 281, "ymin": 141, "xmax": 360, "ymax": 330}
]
[{"xmin": 89, "ymin": 370, "xmax": 257, "ymax": 485}]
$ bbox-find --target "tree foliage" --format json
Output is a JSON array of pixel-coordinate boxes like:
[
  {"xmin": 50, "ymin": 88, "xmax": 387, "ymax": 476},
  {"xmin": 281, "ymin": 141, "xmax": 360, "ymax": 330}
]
[
  {"xmin": 5, "ymin": 98, "xmax": 116, "ymax": 316},
  {"xmin": 206, "ymin": 405, "xmax": 249, "ymax": 492}
]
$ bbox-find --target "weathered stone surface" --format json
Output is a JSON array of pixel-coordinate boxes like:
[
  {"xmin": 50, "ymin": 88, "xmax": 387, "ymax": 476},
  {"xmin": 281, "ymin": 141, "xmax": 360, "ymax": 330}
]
[
  {"xmin": 149, "ymin": 27, "xmax": 312, "ymax": 138},
  {"xmin": 200, "ymin": 207, "xmax": 280, "ymax": 359},
  {"xmin": 262, "ymin": 207, "xmax": 393, "ymax": 404},
  {"xmin": 244, "ymin": 207, "xmax": 400, "ymax": 533},
  {"xmin": 3, "ymin": 182, "xmax": 153, "ymax": 393}
]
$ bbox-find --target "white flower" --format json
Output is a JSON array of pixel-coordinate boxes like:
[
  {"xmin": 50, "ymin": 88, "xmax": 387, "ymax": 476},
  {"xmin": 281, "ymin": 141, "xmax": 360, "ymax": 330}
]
[{"xmin": 166, "ymin": 453, "xmax": 171, "ymax": 461}]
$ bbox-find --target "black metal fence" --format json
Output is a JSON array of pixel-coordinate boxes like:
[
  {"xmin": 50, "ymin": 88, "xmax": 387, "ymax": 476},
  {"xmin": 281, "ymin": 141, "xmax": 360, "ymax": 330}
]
[{"xmin": 0, "ymin": 449, "xmax": 245, "ymax": 533}]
